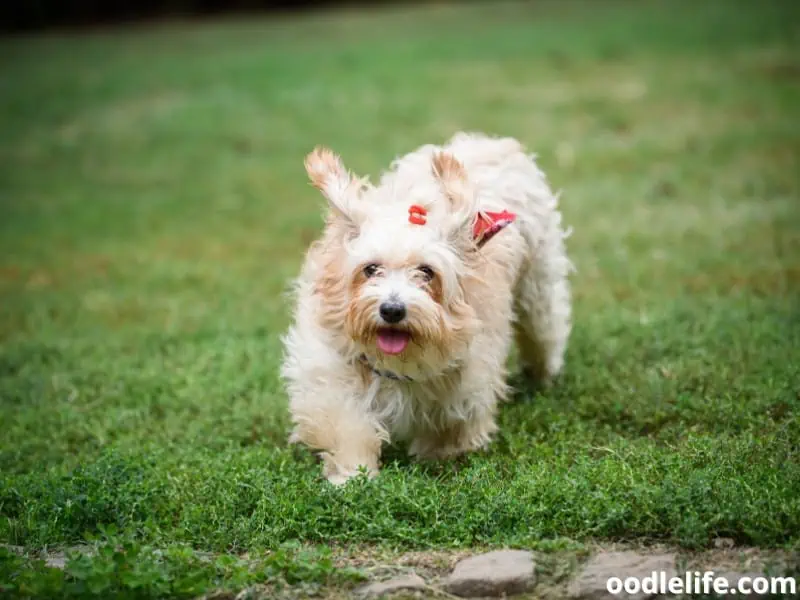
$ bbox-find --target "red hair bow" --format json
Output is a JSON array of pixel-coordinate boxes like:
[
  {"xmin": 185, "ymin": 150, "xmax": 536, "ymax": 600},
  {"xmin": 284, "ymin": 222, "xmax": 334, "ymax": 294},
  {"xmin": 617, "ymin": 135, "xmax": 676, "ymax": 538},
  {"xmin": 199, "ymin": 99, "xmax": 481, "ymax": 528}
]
[{"xmin": 408, "ymin": 205, "xmax": 427, "ymax": 225}]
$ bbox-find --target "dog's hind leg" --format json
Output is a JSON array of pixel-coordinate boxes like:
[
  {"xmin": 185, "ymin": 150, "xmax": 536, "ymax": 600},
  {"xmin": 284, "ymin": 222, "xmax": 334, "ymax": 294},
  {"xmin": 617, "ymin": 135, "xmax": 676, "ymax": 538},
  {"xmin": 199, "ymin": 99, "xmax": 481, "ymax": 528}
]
[{"xmin": 513, "ymin": 223, "xmax": 572, "ymax": 385}]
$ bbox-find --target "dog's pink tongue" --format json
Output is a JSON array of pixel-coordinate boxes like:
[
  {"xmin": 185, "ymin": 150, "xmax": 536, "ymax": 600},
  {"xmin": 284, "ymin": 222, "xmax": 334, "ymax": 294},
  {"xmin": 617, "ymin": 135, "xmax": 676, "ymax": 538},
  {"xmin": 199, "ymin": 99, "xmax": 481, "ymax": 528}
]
[{"xmin": 377, "ymin": 330, "xmax": 410, "ymax": 355}]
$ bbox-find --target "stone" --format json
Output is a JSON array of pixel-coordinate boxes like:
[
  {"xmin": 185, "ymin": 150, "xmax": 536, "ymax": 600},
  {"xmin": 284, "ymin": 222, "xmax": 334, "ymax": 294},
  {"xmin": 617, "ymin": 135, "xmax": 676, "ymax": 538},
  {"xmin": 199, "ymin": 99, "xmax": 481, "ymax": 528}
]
[
  {"xmin": 444, "ymin": 550, "xmax": 535, "ymax": 597},
  {"xmin": 356, "ymin": 573, "xmax": 427, "ymax": 597},
  {"xmin": 568, "ymin": 551, "xmax": 676, "ymax": 600}
]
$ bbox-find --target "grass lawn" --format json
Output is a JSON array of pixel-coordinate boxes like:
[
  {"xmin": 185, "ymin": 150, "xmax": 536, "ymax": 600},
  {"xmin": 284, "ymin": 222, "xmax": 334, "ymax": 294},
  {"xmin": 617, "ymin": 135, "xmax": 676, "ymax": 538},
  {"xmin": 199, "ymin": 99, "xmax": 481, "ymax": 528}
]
[{"xmin": 1, "ymin": 0, "xmax": 799, "ymax": 597}]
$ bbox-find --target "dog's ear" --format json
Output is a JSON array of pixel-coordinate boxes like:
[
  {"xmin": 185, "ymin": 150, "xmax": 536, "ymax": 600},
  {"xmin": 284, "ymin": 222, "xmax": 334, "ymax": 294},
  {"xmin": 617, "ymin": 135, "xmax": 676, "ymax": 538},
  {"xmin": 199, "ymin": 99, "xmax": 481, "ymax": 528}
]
[
  {"xmin": 431, "ymin": 152, "xmax": 478, "ymax": 244},
  {"xmin": 431, "ymin": 152, "xmax": 474, "ymax": 212},
  {"xmin": 305, "ymin": 146, "xmax": 367, "ymax": 225}
]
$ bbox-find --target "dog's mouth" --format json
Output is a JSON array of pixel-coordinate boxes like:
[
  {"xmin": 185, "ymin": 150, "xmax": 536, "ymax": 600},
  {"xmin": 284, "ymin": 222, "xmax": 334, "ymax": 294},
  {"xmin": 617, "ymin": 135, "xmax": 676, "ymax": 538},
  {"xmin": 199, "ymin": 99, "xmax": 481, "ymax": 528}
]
[{"xmin": 376, "ymin": 328, "xmax": 411, "ymax": 355}]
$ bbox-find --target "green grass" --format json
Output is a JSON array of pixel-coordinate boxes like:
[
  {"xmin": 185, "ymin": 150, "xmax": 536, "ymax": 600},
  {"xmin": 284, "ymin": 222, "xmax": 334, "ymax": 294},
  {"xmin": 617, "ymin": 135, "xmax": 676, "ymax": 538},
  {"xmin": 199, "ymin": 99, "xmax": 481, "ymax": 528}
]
[{"xmin": 1, "ymin": 0, "xmax": 800, "ymax": 596}]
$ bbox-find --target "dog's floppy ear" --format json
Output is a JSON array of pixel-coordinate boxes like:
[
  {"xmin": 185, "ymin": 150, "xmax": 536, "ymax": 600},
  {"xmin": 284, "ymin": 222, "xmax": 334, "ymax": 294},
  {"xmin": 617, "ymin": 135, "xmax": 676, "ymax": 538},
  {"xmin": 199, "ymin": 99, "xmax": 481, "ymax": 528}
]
[
  {"xmin": 431, "ymin": 152, "xmax": 478, "ymax": 243},
  {"xmin": 305, "ymin": 146, "xmax": 367, "ymax": 224}
]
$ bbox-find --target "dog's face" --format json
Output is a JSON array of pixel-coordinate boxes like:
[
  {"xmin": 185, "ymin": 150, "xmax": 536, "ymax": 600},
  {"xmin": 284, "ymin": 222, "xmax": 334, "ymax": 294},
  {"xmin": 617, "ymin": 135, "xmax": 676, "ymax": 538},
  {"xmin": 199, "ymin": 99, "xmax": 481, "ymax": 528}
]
[
  {"xmin": 305, "ymin": 148, "xmax": 479, "ymax": 372},
  {"xmin": 343, "ymin": 218, "xmax": 471, "ymax": 364}
]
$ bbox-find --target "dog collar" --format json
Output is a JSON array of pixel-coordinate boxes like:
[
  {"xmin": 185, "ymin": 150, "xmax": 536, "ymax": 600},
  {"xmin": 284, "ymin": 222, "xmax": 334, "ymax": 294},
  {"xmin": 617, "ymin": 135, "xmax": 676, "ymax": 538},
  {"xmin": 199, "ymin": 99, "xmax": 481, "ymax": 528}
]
[
  {"xmin": 356, "ymin": 354, "xmax": 414, "ymax": 382},
  {"xmin": 473, "ymin": 210, "xmax": 517, "ymax": 247}
]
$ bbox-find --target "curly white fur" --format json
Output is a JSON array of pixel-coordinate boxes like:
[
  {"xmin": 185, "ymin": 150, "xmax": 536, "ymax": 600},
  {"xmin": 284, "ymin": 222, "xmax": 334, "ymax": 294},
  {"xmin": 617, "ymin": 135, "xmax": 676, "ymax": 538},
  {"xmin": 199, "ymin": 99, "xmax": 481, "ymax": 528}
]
[{"xmin": 281, "ymin": 132, "xmax": 573, "ymax": 484}]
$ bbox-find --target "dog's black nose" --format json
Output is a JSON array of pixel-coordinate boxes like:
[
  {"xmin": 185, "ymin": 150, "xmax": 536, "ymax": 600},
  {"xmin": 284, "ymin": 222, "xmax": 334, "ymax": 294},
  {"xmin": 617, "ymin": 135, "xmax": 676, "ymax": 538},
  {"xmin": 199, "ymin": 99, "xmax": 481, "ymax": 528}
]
[{"xmin": 379, "ymin": 301, "xmax": 407, "ymax": 324}]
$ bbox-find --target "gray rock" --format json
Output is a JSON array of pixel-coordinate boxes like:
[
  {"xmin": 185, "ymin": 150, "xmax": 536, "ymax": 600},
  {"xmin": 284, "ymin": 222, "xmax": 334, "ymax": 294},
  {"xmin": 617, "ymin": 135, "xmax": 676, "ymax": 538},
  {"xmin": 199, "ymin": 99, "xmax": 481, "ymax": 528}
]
[
  {"xmin": 568, "ymin": 551, "xmax": 676, "ymax": 600},
  {"xmin": 357, "ymin": 573, "xmax": 427, "ymax": 597},
  {"xmin": 444, "ymin": 550, "xmax": 535, "ymax": 597}
]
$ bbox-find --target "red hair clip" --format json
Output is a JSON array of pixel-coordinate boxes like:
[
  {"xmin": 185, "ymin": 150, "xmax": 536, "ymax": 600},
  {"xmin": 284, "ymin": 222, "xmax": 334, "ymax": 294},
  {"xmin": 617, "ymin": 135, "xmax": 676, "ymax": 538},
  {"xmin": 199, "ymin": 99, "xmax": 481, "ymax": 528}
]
[{"xmin": 408, "ymin": 204, "xmax": 427, "ymax": 225}]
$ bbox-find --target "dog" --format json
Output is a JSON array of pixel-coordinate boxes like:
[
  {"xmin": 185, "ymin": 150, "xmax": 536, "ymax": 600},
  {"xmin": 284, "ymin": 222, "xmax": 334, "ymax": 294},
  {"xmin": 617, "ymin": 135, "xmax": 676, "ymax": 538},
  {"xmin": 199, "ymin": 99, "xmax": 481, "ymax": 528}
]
[{"xmin": 281, "ymin": 132, "xmax": 572, "ymax": 484}]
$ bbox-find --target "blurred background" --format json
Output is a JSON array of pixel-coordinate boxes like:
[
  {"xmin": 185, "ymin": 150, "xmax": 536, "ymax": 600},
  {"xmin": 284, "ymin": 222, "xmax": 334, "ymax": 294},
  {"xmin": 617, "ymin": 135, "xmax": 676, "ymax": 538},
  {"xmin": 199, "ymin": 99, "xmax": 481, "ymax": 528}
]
[{"xmin": 0, "ymin": 0, "xmax": 797, "ymax": 341}]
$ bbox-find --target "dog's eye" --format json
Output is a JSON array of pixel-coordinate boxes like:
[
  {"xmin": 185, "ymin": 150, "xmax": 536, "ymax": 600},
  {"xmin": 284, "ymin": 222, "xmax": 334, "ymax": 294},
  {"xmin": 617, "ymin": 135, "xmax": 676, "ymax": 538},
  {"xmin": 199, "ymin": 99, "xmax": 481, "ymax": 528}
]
[
  {"xmin": 363, "ymin": 263, "xmax": 381, "ymax": 278},
  {"xmin": 417, "ymin": 265, "xmax": 435, "ymax": 282}
]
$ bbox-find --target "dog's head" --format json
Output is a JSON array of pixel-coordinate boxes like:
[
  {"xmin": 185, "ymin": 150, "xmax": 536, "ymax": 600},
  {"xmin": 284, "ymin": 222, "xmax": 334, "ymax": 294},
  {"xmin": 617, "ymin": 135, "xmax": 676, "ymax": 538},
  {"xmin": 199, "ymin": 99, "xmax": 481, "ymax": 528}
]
[{"xmin": 304, "ymin": 146, "xmax": 488, "ymax": 376}]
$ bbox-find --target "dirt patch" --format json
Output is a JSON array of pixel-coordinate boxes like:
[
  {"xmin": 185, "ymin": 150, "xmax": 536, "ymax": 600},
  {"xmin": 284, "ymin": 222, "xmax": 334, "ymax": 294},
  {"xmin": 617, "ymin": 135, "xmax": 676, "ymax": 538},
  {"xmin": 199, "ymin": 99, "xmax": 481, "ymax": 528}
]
[{"xmin": 7, "ymin": 541, "xmax": 797, "ymax": 599}]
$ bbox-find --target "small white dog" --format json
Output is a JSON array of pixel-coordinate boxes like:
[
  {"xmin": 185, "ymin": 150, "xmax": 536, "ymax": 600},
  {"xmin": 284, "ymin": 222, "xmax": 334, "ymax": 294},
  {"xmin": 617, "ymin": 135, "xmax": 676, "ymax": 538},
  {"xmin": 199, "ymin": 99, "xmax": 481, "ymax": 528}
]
[{"xmin": 281, "ymin": 132, "xmax": 572, "ymax": 484}]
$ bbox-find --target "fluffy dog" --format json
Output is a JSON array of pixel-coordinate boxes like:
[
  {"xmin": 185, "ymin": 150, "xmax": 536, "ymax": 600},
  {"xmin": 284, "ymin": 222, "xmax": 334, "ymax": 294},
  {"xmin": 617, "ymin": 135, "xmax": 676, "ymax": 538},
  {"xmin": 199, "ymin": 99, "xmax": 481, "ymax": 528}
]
[{"xmin": 281, "ymin": 132, "xmax": 572, "ymax": 484}]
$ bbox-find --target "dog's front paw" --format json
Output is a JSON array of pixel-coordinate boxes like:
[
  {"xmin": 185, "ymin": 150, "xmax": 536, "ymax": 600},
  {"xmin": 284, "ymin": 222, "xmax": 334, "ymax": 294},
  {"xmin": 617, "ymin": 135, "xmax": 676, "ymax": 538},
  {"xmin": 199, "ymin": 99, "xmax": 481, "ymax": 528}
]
[
  {"xmin": 324, "ymin": 469, "xmax": 360, "ymax": 486},
  {"xmin": 320, "ymin": 452, "xmax": 378, "ymax": 485}
]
